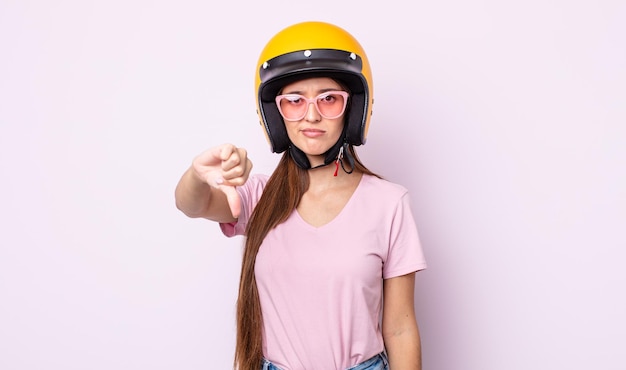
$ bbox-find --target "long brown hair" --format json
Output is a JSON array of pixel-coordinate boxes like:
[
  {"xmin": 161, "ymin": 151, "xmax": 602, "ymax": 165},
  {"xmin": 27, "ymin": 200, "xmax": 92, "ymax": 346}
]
[{"xmin": 234, "ymin": 146, "xmax": 379, "ymax": 369}]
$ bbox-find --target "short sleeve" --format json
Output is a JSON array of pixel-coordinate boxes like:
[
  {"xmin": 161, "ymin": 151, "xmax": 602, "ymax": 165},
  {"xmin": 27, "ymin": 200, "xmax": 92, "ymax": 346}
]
[{"xmin": 382, "ymin": 192, "xmax": 427, "ymax": 279}]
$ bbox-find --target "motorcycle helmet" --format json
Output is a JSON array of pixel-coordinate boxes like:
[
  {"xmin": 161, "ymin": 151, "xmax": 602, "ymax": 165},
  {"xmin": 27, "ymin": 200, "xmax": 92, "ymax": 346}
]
[{"xmin": 255, "ymin": 21, "xmax": 374, "ymax": 169}]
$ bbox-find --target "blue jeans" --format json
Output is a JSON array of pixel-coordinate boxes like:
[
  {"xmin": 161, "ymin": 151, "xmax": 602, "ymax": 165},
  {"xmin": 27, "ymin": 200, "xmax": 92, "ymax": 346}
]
[{"xmin": 261, "ymin": 352, "xmax": 389, "ymax": 370}]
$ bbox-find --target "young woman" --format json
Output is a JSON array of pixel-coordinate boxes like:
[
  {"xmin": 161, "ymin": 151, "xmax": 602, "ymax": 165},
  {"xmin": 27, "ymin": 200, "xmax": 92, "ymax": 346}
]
[{"xmin": 175, "ymin": 21, "xmax": 427, "ymax": 370}]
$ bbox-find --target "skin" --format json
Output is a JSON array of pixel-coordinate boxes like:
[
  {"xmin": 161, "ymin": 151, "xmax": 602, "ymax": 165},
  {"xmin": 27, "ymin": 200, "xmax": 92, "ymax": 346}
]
[
  {"xmin": 174, "ymin": 77, "xmax": 422, "ymax": 369},
  {"xmin": 383, "ymin": 273, "xmax": 422, "ymax": 369},
  {"xmin": 280, "ymin": 77, "xmax": 346, "ymax": 163}
]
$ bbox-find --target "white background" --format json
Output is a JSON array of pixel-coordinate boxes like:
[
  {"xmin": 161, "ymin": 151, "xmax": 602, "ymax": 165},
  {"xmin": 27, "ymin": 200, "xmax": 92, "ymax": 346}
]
[{"xmin": 1, "ymin": 1, "xmax": 624, "ymax": 369}]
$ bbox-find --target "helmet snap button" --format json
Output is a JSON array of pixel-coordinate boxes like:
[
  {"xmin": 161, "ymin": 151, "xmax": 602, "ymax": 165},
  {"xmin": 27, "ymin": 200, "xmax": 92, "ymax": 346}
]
[{"xmin": 304, "ymin": 50, "xmax": 312, "ymax": 57}]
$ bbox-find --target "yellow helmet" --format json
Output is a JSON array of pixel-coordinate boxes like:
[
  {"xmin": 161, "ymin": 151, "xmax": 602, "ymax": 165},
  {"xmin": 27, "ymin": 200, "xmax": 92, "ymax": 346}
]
[{"xmin": 255, "ymin": 21, "xmax": 374, "ymax": 156}]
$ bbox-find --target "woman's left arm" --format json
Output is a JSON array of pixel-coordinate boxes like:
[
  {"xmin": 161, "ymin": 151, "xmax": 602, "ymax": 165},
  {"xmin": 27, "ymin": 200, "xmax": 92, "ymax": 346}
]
[{"xmin": 382, "ymin": 272, "xmax": 421, "ymax": 370}]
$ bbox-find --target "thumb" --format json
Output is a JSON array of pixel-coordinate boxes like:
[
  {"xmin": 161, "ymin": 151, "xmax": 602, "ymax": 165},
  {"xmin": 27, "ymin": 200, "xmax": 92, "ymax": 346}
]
[
  {"xmin": 204, "ymin": 170, "xmax": 242, "ymax": 219},
  {"xmin": 218, "ymin": 184, "xmax": 241, "ymax": 219}
]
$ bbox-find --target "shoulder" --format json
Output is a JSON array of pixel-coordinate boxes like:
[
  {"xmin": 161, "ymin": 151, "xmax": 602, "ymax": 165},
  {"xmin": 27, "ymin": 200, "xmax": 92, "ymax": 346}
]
[
  {"xmin": 244, "ymin": 173, "xmax": 270, "ymax": 190},
  {"xmin": 224, "ymin": 173, "xmax": 270, "ymax": 236},
  {"xmin": 237, "ymin": 173, "xmax": 270, "ymax": 196},
  {"xmin": 360, "ymin": 174, "xmax": 409, "ymax": 200},
  {"xmin": 235, "ymin": 173, "xmax": 270, "ymax": 209}
]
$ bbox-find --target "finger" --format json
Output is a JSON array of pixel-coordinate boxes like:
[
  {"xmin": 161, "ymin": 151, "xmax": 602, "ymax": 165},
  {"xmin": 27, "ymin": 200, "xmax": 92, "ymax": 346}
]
[
  {"xmin": 224, "ymin": 147, "xmax": 248, "ymax": 169},
  {"xmin": 218, "ymin": 144, "xmax": 237, "ymax": 162},
  {"xmin": 219, "ymin": 185, "xmax": 241, "ymax": 219},
  {"xmin": 243, "ymin": 158, "xmax": 253, "ymax": 179},
  {"xmin": 196, "ymin": 145, "xmax": 223, "ymax": 164},
  {"xmin": 196, "ymin": 144, "xmax": 233, "ymax": 166}
]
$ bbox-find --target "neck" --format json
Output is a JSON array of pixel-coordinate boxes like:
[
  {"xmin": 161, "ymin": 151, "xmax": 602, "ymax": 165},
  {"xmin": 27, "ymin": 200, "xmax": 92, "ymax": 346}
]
[{"xmin": 307, "ymin": 158, "xmax": 360, "ymax": 188}]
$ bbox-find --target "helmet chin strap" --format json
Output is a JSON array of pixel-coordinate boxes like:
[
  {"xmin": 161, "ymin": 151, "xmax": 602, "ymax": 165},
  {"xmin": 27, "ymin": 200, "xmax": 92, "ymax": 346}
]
[
  {"xmin": 288, "ymin": 137, "xmax": 354, "ymax": 176},
  {"xmin": 330, "ymin": 144, "xmax": 355, "ymax": 176}
]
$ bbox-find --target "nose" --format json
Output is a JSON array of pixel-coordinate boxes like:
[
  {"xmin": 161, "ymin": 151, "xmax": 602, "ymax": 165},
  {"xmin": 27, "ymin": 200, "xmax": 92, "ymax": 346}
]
[{"xmin": 304, "ymin": 101, "xmax": 321, "ymax": 122}]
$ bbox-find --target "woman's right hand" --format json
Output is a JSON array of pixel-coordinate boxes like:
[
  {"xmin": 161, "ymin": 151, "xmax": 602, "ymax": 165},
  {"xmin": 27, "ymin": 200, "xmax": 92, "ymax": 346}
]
[{"xmin": 191, "ymin": 143, "xmax": 253, "ymax": 219}]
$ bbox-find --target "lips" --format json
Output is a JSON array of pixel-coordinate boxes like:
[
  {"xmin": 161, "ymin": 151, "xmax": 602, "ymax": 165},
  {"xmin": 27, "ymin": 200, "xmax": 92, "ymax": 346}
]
[{"xmin": 300, "ymin": 128, "xmax": 326, "ymax": 138}]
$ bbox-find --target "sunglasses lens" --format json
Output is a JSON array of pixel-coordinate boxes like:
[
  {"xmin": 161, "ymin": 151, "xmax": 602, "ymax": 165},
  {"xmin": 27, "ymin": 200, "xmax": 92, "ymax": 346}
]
[
  {"xmin": 317, "ymin": 93, "xmax": 346, "ymax": 118},
  {"xmin": 277, "ymin": 96, "xmax": 305, "ymax": 120}
]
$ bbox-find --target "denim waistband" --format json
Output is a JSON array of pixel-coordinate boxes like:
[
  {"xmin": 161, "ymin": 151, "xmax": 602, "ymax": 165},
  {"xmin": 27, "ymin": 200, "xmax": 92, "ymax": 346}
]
[{"xmin": 261, "ymin": 351, "xmax": 388, "ymax": 370}]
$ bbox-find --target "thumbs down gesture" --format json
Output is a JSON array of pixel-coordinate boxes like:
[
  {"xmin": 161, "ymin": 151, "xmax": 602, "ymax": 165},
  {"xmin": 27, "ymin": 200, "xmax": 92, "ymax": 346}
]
[{"xmin": 192, "ymin": 144, "xmax": 253, "ymax": 219}]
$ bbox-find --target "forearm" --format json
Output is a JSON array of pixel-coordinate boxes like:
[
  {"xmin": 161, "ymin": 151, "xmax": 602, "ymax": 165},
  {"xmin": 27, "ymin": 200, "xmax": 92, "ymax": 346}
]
[
  {"xmin": 384, "ymin": 327, "xmax": 422, "ymax": 370},
  {"xmin": 174, "ymin": 166, "xmax": 213, "ymax": 218},
  {"xmin": 382, "ymin": 273, "xmax": 421, "ymax": 370}
]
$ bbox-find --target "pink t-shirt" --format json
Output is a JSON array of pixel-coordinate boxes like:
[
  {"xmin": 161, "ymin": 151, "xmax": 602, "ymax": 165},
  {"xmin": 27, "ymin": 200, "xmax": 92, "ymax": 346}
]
[{"xmin": 221, "ymin": 174, "xmax": 427, "ymax": 370}]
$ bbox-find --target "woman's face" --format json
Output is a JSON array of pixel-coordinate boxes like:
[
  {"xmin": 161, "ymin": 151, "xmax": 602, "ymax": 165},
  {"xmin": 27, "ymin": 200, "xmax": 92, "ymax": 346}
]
[{"xmin": 278, "ymin": 77, "xmax": 347, "ymax": 166}]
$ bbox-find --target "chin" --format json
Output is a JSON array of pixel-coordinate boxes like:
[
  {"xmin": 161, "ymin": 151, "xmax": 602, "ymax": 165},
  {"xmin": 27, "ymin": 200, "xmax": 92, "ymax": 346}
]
[
  {"xmin": 291, "ymin": 134, "xmax": 341, "ymax": 157},
  {"xmin": 305, "ymin": 147, "xmax": 332, "ymax": 158},
  {"xmin": 293, "ymin": 141, "xmax": 331, "ymax": 156}
]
